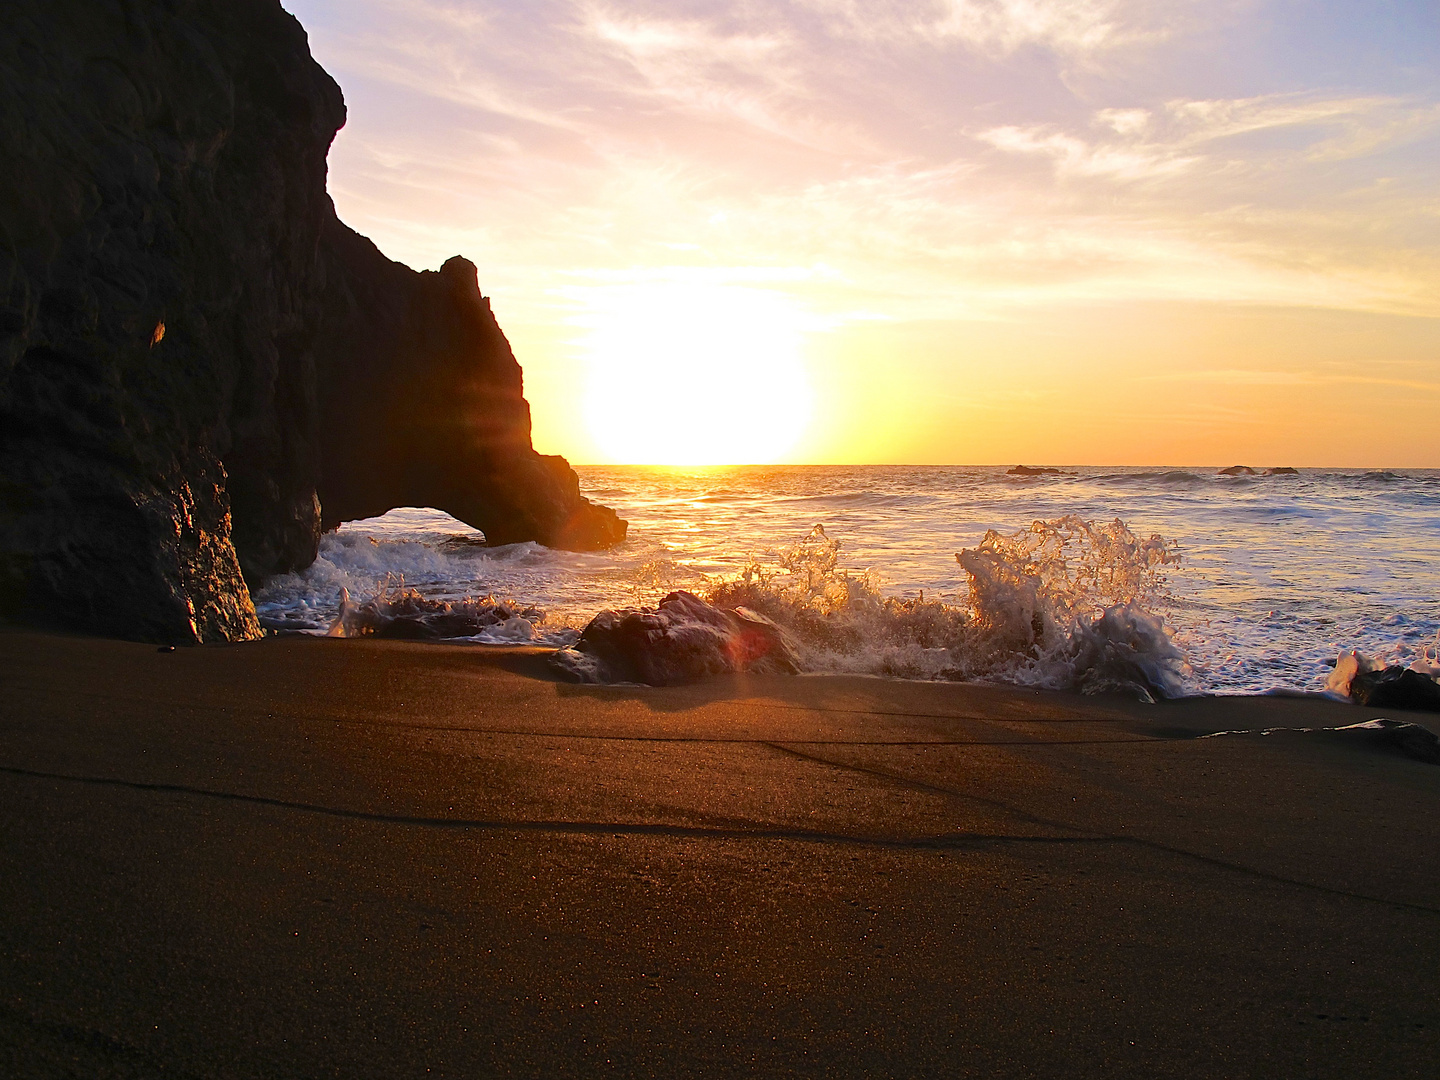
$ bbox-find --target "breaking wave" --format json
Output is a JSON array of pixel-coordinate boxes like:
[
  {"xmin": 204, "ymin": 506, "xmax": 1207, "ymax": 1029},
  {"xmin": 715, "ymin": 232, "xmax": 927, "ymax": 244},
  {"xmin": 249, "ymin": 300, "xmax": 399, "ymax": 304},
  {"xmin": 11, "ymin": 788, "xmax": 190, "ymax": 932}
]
[
  {"xmin": 253, "ymin": 464, "xmax": 1440, "ymax": 699},
  {"xmin": 555, "ymin": 517, "xmax": 1189, "ymax": 700},
  {"xmin": 322, "ymin": 582, "xmax": 556, "ymax": 644},
  {"xmin": 254, "ymin": 525, "xmax": 581, "ymax": 644}
]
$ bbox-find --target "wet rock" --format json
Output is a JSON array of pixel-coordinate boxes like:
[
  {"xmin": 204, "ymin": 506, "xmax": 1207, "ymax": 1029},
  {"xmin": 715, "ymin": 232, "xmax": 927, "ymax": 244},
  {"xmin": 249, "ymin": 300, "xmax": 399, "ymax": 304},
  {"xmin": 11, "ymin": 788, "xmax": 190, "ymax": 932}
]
[
  {"xmin": 322, "ymin": 586, "xmax": 541, "ymax": 641},
  {"xmin": 552, "ymin": 591, "xmax": 799, "ymax": 685},
  {"xmin": 1218, "ymin": 465, "xmax": 1256, "ymax": 476},
  {"xmin": 1008, "ymin": 465, "xmax": 1066, "ymax": 476},
  {"xmin": 1350, "ymin": 667, "xmax": 1440, "ymax": 714},
  {"xmin": 1264, "ymin": 467, "xmax": 1299, "ymax": 476},
  {"xmin": 1328, "ymin": 651, "xmax": 1440, "ymax": 714}
]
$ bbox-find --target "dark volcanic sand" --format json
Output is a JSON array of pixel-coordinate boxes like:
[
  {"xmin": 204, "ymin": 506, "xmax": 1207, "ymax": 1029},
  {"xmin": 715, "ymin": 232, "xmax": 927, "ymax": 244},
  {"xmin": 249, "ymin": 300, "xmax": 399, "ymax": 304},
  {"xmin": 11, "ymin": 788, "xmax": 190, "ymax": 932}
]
[{"xmin": 1, "ymin": 630, "xmax": 1438, "ymax": 1078}]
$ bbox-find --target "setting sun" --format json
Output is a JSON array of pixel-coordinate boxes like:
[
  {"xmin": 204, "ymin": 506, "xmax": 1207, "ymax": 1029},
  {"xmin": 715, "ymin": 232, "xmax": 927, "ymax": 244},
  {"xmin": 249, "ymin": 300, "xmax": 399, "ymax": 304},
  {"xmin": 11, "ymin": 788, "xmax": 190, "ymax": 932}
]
[{"xmin": 576, "ymin": 282, "xmax": 814, "ymax": 465}]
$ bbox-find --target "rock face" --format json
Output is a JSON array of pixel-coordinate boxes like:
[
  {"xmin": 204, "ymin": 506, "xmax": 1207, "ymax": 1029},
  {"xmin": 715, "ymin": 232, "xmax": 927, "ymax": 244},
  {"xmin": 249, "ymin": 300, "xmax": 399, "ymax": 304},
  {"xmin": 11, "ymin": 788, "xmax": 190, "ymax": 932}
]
[
  {"xmin": 0, "ymin": 0, "xmax": 623, "ymax": 644},
  {"xmin": 315, "ymin": 220, "xmax": 625, "ymax": 550}
]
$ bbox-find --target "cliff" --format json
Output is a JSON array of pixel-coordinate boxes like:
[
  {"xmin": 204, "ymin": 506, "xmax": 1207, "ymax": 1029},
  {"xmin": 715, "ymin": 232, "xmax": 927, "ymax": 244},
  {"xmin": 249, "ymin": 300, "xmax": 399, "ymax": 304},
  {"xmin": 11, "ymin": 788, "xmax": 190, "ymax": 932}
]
[{"xmin": 0, "ymin": 0, "xmax": 624, "ymax": 645}]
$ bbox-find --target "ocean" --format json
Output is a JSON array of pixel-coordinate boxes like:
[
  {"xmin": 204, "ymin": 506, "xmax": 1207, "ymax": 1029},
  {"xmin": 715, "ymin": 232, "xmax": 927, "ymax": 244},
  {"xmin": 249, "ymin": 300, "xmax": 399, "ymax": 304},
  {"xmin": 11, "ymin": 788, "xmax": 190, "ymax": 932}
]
[{"xmin": 254, "ymin": 465, "xmax": 1440, "ymax": 696}]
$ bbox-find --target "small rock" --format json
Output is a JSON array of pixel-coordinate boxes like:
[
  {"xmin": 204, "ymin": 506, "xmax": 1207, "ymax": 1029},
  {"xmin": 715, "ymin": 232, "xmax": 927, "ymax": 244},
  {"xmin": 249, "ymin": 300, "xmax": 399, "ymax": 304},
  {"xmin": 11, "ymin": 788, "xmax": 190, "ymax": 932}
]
[{"xmin": 1350, "ymin": 666, "xmax": 1440, "ymax": 714}]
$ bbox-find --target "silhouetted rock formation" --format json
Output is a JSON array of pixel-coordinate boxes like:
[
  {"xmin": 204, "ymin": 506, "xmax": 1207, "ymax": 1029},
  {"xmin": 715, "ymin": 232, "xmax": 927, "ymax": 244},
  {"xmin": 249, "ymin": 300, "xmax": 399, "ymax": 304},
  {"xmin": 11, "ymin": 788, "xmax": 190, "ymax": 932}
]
[
  {"xmin": 1218, "ymin": 465, "xmax": 1257, "ymax": 476},
  {"xmin": 0, "ymin": 0, "xmax": 624, "ymax": 645},
  {"xmin": 1007, "ymin": 465, "xmax": 1071, "ymax": 476},
  {"xmin": 1264, "ymin": 467, "xmax": 1299, "ymax": 476},
  {"xmin": 315, "ymin": 221, "xmax": 625, "ymax": 550}
]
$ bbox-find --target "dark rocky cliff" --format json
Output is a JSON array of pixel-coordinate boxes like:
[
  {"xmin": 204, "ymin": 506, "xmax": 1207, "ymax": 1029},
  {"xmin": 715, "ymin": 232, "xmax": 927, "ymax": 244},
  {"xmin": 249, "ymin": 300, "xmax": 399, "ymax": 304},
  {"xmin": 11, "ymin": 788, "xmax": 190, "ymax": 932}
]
[{"xmin": 0, "ymin": 0, "xmax": 624, "ymax": 644}]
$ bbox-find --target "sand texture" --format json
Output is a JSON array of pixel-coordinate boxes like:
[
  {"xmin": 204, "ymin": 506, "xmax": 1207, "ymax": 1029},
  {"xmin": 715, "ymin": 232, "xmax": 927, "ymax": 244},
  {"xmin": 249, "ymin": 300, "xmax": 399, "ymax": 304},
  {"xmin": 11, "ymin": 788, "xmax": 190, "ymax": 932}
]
[{"xmin": 2, "ymin": 630, "xmax": 1438, "ymax": 1077}]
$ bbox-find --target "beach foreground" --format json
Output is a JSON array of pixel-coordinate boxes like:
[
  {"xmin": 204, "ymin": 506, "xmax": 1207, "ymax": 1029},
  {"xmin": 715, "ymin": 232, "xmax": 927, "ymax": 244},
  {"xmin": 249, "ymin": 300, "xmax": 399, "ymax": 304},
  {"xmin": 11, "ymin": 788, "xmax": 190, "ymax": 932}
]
[{"xmin": 2, "ymin": 630, "xmax": 1438, "ymax": 1078}]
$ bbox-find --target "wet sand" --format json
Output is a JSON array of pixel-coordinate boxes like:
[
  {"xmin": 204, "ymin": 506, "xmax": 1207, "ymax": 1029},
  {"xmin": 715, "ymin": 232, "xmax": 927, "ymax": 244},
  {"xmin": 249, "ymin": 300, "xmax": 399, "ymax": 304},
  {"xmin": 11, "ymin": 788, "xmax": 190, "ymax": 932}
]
[{"xmin": 2, "ymin": 628, "xmax": 1438, "ymax": 1078}]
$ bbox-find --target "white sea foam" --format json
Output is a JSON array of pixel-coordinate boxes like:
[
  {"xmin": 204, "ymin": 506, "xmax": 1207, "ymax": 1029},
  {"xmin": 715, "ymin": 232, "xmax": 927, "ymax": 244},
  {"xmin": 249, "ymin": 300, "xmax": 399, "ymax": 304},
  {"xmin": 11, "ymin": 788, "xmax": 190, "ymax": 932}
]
[
  {"xmin": 694, "ymin": 519, "xmax": 1188, "ymax": 698},
  {"xmin": 254, "ymin": 466, "xmax": 1440, "ymax": 695}
]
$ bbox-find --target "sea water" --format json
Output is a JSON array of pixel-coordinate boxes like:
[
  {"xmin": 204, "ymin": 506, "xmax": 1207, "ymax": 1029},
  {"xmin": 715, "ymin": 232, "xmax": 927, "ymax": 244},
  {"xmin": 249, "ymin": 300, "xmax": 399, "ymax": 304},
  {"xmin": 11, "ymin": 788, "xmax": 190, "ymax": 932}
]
[{"xmin": 254, "ymin": 466, "xmax": 1440, "ymax": 695}]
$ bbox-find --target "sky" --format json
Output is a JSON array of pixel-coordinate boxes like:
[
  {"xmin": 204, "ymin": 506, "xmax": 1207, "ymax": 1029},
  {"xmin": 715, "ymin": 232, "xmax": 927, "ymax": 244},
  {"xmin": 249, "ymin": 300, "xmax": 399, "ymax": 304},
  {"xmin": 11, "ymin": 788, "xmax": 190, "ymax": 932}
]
[{"xmin": 283, "ymin": 0, "xmax": 1440, "ymax": 466}]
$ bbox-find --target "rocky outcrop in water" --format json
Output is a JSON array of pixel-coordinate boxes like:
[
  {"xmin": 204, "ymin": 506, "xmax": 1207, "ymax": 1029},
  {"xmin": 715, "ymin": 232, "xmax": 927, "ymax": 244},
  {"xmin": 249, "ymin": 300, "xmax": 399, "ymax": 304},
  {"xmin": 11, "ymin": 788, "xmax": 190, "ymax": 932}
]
[
  {"xmin": 315, "ymin": 220, "xmax": 625, "ymax": 550},
  {"xmin": 0, "ymin": 0, "xmax": 622, "ymax": 644}
]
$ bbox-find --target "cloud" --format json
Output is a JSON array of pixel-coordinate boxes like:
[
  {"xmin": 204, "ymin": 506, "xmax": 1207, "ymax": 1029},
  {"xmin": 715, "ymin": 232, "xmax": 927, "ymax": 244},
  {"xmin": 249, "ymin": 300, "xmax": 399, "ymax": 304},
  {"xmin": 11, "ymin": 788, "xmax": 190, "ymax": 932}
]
[
  {"xmin": 932, "ymin": 0, "xmax": 1149, "ymax": 54},
  {"xmin": 576, "ymin": 6, "xmax": 870, "ymax": 152},
  {"xmin": 288, "ymin": 0, "xmax": 1440, "ymax": 322},
  {"xmin": 977, "ymin": 124, "xmax": 1197, "ymax": 180},
  {"xmin": 1145, "ymin": 369, "xmax": 1440, "ymax": 394},
  {"xmin": 800, "ymin": 0, "xmax": 1199, "ymax": 57},
  {"xmin": 979, "ymin": 93, "xmax": 1429, "ymax": 184}
]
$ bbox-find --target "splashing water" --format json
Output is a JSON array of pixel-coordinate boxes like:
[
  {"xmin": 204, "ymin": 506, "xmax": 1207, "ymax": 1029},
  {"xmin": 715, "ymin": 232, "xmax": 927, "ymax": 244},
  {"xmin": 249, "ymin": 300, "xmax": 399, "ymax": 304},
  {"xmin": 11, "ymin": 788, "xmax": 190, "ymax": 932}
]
[
  {"xmin": 317, "ymin": 577, "xmax": 559, "ymax": 645},
  {"xmin": 700, "ymin": 519, "xmax": 1187, "ymax": 698},
  {"xmin": 254, "ymin": 466, "xmax": 1440, "ymax": 694}
]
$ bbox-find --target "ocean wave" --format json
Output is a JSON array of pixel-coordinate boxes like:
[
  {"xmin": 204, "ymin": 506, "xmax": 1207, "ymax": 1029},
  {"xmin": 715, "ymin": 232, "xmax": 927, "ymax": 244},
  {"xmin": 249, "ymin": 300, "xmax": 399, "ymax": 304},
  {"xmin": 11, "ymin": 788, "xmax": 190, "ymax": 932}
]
[
  {"xmin": 774, "ymin": 491, "xmax": 934, "ymax": 508},
  {"xmin": 317, "ymin": 583, "xmax": 564, "ymax": 644},
  {"xmin": 253, "ymin": 471, "xmax": 1439, "ymax": 697},
  {"xmin": 555, "ymin": 517, "xmax": 1189, "ymax": 699},
  {"xmin": 1091, "ymin": 470, "xmax": 1205, "ymax": 486},
  {"xmin": 256, "ymin": 524, "xmax": 581, "ymax": 633}
]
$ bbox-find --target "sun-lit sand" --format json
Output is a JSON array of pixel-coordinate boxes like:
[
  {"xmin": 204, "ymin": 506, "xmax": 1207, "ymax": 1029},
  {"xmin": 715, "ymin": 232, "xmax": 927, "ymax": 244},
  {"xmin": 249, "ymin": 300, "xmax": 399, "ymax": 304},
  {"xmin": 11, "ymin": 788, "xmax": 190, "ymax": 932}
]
[{"xmin": 2, "ymin": 629, "xmax": 1438, "ymax": 1077}]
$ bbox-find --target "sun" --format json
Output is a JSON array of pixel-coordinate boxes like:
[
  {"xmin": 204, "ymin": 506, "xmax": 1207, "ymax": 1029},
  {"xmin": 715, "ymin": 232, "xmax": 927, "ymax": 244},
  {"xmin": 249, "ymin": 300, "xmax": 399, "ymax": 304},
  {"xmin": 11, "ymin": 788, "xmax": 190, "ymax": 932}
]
[{"xmin": 578, "ymin": 282, "xmax": 815, "ymax": 465}]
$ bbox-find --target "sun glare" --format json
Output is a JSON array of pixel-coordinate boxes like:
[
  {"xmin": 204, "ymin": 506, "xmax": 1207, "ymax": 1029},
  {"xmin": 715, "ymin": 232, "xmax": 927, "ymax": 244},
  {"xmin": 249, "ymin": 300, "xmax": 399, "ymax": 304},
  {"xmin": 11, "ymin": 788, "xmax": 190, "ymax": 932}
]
[{"xmin": 578, "ymin": 282, "xmax": 815, "ymax": 465}]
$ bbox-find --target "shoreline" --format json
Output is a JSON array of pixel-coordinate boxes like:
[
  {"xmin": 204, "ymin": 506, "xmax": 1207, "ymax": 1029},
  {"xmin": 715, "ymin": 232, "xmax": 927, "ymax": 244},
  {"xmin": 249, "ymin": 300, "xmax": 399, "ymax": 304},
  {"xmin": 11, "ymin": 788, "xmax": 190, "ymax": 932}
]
[
  {"xmin": 268, "ymin": 626, "xmax": 1420, "ymax": 714},
  {"xmin": 3, "ymin": 628, "xmax": 1438, "ymax": 1077}
]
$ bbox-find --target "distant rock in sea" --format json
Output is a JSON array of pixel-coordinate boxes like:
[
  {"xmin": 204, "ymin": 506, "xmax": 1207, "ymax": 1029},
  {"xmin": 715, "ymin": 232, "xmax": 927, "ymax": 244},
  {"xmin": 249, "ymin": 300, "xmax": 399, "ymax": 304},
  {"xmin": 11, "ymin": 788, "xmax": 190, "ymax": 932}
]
[
  {"xmin": 0, "ymin": 0, "xmax": 624, "ymax": 645},
  {"xmin": 1219, "ymin": 466, "xmax": 1299, "ymax": 477},
  {"xmin": 1008, "ymin": 465, "xmax": 1070, "ymax": 476}
]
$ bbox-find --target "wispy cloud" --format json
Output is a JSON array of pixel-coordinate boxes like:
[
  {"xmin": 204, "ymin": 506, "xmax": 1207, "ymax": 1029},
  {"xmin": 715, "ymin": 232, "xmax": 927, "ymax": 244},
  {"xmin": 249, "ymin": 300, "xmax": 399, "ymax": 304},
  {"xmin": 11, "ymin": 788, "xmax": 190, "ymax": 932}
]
[
  {"xmin": 979, "ymin": 93, "xmax": 1431, "ymax": 183},
  {"xmin": 799, "ymin": 0, "xmax": 1201, "ymax": 56},
  {"xmin": 977, "ymin": 124, "xmax": 1197, "ymax": 179},
  {"xmin": 1145, "ymin": 368, "xmax": 1440, "ymax": 394},
  {"xmin": 290, "ymin": 0, "xmax": 1440, "ymax": 321}
]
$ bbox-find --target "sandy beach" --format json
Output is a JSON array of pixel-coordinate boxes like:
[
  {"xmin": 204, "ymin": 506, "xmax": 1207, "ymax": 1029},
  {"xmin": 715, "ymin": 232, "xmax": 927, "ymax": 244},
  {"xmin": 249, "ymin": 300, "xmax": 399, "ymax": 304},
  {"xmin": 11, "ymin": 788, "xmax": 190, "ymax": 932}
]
[{"xmin": 2, "ymin": 628, "xmax": 1438, "ymax": 1078}]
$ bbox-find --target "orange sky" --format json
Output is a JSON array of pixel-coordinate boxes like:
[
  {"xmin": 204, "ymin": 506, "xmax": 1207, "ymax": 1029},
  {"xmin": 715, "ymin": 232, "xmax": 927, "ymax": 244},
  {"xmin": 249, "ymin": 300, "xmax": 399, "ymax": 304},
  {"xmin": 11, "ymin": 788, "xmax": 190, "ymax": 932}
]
[{"xmin": 286, "ymin": 0, "xmax": 1440, "ymax": 466}]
